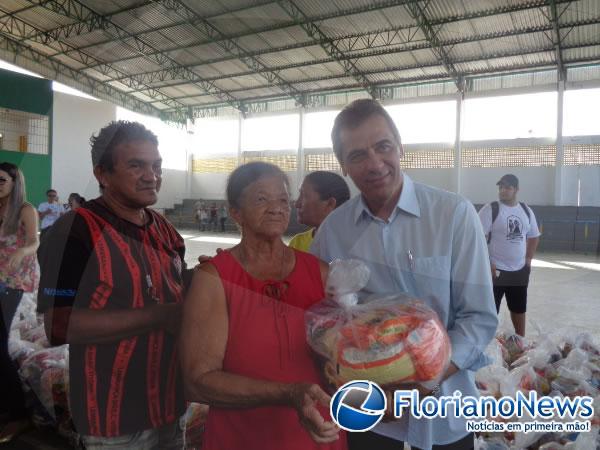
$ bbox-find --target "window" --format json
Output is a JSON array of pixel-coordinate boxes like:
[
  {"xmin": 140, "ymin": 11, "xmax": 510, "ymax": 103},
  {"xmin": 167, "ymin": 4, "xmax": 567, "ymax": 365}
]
[
  {"xmin": 463, "ymin": 92, "xmax": 557, "ymax": 140},
  {"xmin": 242, "ymin": 113, "xmax": 299, "ymax": 151},
  {"xmin": 563, "ymin": 88, "xmax": 600, "ymax": 136},
  {"xmin": 303, "ymin": 110, "xmax": 339, "ymax": 149},
  {"xmin": 116, "ymin": 107, "xmax": 187, "ymax": 170},
  {"xmin": 0, "ymin": 108, "xmax": 49, "ymax": 154},
  {"xmin": 191, "ymin": 117, "xmax": 239, "ymax": 156},
  {"xmin": 387, "ymin": 101, "xmax": 456, "ymax": 144}
]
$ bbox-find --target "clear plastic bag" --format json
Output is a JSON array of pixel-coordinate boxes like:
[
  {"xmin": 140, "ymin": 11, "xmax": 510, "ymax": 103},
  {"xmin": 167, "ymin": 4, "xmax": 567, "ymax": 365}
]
[
  {"xmin": 306, "ymin": 259, "xmax": 451, "ymax": 388},
  {"xmin": 475, "ymin": 365, "xmax": 509, "ymax": 398}
]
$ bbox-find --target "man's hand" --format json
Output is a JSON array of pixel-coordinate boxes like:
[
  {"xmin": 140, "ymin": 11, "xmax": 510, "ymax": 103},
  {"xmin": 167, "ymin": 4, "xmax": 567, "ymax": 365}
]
[
  {"xmin": 196, "ymin": 248, "xmax": 225, "ymax": 269},
  {"xmin": 490, "ymin": 262, "xmax": 497, "ymax": 281},
  {"xmin": 288, "ymin": 383, "xmax": 340, "ymax": 444}
]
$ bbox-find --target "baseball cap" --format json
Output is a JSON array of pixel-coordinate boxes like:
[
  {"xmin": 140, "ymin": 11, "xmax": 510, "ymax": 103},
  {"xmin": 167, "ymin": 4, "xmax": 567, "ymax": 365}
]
[{"xmin": 496, "ymin": 174, "xmax": 519, "ymax": 188}]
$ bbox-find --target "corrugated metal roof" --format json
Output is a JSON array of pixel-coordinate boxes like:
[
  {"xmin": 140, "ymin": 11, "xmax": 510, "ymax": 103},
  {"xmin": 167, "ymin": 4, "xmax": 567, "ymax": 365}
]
[
  {"xmin": 15, "ymin": 6, "xmax": 76, "ymax": 29},
  {"xmin": 2, "ymin": 0, "xmax": 600, "ymax": 117}
]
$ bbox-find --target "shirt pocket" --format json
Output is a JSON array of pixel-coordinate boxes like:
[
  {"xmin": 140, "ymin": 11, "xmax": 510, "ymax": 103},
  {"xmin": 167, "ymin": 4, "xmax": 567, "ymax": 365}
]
[{"xmin": 409, "ymin": 255, "xmax": 451, "ymax": 315}]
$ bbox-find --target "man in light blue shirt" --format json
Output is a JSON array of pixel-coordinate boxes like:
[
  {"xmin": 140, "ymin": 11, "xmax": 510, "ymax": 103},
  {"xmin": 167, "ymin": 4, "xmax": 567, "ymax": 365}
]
[{"xmin": 310, "ymin": 99, "xmax": 498, "ymax": 450}]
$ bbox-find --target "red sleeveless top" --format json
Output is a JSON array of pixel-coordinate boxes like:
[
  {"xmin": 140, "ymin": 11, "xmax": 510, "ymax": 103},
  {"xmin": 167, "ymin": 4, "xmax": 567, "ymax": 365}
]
[{"xmin": 203, "ymin": 249, "xmax": 347, "ymax": 450}]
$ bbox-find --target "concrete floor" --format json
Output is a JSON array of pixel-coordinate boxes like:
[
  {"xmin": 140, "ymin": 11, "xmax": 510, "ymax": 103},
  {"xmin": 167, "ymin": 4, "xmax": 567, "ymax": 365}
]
[{"xmin": 180, "ymin": 229, "xmax": 600, "ymax": 339}]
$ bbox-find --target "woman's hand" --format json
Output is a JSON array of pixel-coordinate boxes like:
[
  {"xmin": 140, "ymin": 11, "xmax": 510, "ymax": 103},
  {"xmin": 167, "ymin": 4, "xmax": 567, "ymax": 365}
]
[
  {"xmin": 7, "ymin": 248, "xmax": 26, "ymax": 271},
  {"xmin": 288, "ymin": 383, "xmax": 340, "ymax": 443}
]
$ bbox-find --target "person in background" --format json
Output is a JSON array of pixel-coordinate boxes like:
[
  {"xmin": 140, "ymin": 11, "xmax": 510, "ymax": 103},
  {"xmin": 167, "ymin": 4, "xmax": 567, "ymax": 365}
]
[
  {"xmin": 180, "ymin": 161, "xmax": 346, "ymax": 450},
  {"xmin": 218, "ymin": 203, "xmax": 228, "ymax": 232},
  {"xmin": 289, "ymin": 171, "xmax": 350, "ymax": 252},
  {"xmin": 478, "ymin": 174, "xmax": 540, "ymax": 337},
  {"xmin": 67, "ymin": 193, "xmax": 85, "ymax": 211},
  {"xmin": 208, "ymin": 202, "xmax": 218, "ymax": 232},
  {"xmin": 0, "ymin": 162, "xmax": 39, "ymax": 443},
  {"xmin": 37, "ymin": 121, "xmax": 187, "ymax": 450},
  {"xmin": 198, "ymin": 206, "xmax": 209, "ymax": 232},
  {"xmin": 38, "ymin": 188, "xmax": 65, "ymax": 238}
]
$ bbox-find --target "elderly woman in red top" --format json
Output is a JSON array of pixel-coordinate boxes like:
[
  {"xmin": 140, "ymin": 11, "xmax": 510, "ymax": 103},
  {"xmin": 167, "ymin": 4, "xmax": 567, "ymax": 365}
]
[{"xmin": 180, "ymin": 162, "xmax": 346, "ymax": 450}]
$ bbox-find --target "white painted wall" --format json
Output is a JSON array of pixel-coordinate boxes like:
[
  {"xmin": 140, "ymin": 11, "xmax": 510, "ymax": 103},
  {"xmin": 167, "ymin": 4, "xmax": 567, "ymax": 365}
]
[
  {"xmin": 562, "ymin": 166, "xmax": 600, "ymax": 207},
  {"xmin": 52, "ymin": 92, "xmax": 188, "ymax": 210},
  {"xmin": 405, "ymin": 169, "xmax": 454, "ymax": 193},
  {"xmin": 462, "ymin": 167, "xmax": 556, "ymax": 205},
  {"xmin": 156, "ymin": 168, "xmax": 188, "ymax": 210},
  {"xmin": 52, "ymin": 92, "xmax": 115, "ymax": 202}
]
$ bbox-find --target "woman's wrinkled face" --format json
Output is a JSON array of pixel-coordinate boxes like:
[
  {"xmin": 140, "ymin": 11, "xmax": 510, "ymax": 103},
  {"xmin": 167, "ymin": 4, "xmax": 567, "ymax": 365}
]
[
  {"xmin": 234, "ymin": 175, "xmax": 291, "ymax": 238},
  {"xmin": 0, "ymin": 169, "xmax": 14, "ymax": 201}
]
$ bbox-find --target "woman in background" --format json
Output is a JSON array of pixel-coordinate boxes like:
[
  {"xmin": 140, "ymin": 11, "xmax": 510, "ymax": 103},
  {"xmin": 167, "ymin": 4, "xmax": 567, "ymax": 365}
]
[
  {"xmin": 67, "ymin": 192, "xmax": 85, "ymax": 211},
  {"xmin": 290, "ymin": 171, "xmax": 350, "ymax": 252},
  {"xmin": 0, "ymin": 162, "xmax": 39, "ymax": 442}
]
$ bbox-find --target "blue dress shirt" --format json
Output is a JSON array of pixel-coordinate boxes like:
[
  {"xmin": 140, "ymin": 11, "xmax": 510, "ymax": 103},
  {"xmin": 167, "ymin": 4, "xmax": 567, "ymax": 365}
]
[{"xmin": 310, "ymin": 175, "xmax": 498, "ymax": 450}]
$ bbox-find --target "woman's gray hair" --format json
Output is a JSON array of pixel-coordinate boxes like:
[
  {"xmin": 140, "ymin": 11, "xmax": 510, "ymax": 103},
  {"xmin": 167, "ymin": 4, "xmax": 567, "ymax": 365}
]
[{"xmin": 0, "ymin": 162, "xmax": 26, "ymax": 236}]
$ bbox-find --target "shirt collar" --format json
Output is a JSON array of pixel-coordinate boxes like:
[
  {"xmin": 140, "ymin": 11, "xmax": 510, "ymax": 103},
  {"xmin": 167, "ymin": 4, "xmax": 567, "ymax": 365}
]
[{"xmin": 353, "ymin": 174, "xmax": 421, "ymax": 224}]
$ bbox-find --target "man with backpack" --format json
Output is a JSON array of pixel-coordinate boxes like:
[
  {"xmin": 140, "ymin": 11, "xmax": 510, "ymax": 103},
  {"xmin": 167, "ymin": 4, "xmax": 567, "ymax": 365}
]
[{"xmin": 479, "ymin": 174, "xmax": 540, "ymax": 337}]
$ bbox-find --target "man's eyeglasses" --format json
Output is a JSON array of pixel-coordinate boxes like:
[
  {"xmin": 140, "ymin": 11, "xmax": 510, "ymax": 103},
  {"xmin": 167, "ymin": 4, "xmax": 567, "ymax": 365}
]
[
  {"xmin": 47, "ymin": 193, "xmax": 57, "ymax": 197},
  {"xmin": 0, "ymin": 177, "xmax": 8, "ymax": 185}
]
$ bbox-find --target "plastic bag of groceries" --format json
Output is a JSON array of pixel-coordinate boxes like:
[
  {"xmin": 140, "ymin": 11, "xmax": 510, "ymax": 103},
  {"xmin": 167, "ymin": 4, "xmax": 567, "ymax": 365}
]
[
  {"xmin": 305, "ymin": 259, "xmax": 451, "ymax": 389},
  {"xmin": 19, "ymin": 346, "xmax": 69, "ymax": 424}
]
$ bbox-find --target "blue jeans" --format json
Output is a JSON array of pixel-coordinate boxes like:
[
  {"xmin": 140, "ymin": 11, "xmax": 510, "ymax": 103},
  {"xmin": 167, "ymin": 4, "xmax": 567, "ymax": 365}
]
[{"xmin": 81, "ymin": 418, "xmax": 185, "ymax": 450}]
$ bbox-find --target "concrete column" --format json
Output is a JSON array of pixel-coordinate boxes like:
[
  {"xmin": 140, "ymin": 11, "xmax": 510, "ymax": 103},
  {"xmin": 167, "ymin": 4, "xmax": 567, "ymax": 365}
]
[
  {"xmin": 237, "ymin": 113, "xmax": 243, "ymax": 167},
  {"xmin": 185, "ymin": 118, "xmax": 194, "ymax": 199},
  {"xmin": 554, "ymin": 79, "xmax": 565, "ymax": 206},
  {"xmin": 297, "ymin": 108, "xmax": 305, "ymax": 192},
  {"xmin": 454, "ymin": 91, "xmax": 464, "ymax": 195}
]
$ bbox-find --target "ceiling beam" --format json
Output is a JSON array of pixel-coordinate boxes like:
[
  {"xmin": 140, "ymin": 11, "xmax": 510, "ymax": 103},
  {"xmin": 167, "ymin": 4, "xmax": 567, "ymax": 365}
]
[
  {"xmin": 0, "ymin": 8, "xmax": 187, "ymax": 109},
  {"xmin": 106, "ymin": 1, "xmax": 578, "ymax": 92},
  {"xmin": 404, "ymin": 0, "xmax": 462, "ymax": 91},
  {"xmin": 55, "ymin": 0, "xmax": 416, "ymax": 68},
  {"xmin": 548, "ymin": 0, "xmax": 570, "ymax": 80},
  {"xmin": 54, "ymin": 0, "xmax": 569, "ymax": 69},
  {"xmin": 0, "ymin": 34, "xmax": 161, "ymax": 117},
  {"xmin": 149, "ymin": 44, "xmax": 565, "ymax": 102},
  {"xmin": 277, "ymin": 0, "xmax": 379, "ymax": 97},
  {"xmin": 28, "ymin": 0, "xmax": 245, "ymax": 113},
  {"xmin": 158, "ymin": 0, "xmax": 306, "ymax": 106},
  {"xmin": 160, "ymin": 40, "xmax": 600, "ymax": 117},
  {"xmin": 127, "ymin": 17, "xmax": 600, "ymax": 95}
]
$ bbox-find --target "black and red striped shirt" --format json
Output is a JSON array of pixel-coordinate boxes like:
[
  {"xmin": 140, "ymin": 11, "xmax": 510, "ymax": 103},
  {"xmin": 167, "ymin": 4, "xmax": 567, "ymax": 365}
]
[{"xmin": 37, "ymin": 199, "xmax": 186, "ymax": 437}]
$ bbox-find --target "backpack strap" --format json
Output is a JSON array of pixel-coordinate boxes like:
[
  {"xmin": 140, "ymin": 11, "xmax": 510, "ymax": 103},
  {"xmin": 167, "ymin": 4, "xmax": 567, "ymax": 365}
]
[
  {"xmin": 487, "ymin": 201, "xmax": 499, "ymax": 244},
  {"xmin": 519, "ymin": 202, "xmax": 531, "ymax": 222}
]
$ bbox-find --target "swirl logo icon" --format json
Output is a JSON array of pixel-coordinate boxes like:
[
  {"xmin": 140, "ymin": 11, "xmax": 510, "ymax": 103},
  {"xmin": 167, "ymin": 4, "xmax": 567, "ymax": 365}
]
[{"xmin": 330, "ymin": 380, "xmax": 387, "ymax": 432}]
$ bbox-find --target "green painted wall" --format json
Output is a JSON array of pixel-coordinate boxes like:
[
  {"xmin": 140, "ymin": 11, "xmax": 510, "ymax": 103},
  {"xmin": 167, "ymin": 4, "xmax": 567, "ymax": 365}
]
[
  {"xmin": 0, "ymin": 151, "xmax": 52, "ymax": 206},
  {"xmin": 0, "ymin": 69, "xmax": 52, "ymax": 115},
  {"xmin": 0, "ymin": 69, "xmax": 53, "ymax": 207}
]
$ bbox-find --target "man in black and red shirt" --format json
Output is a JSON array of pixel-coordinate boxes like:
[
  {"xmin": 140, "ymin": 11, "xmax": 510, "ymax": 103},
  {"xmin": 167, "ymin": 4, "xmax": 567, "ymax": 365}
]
[{"xmin": 38, "ymin": 121, "xmax": 188, "ymax": 449}]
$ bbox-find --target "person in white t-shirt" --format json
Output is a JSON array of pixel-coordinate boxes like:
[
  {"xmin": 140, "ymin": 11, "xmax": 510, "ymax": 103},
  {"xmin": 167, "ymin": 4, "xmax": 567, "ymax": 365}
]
[
  {"xmin": 37, "ymin": 189, "xmax": 65, "ymax": 238},
  {"xmin": 478, "ymin": 174, "xmax": 540, "ymax": 336}
]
